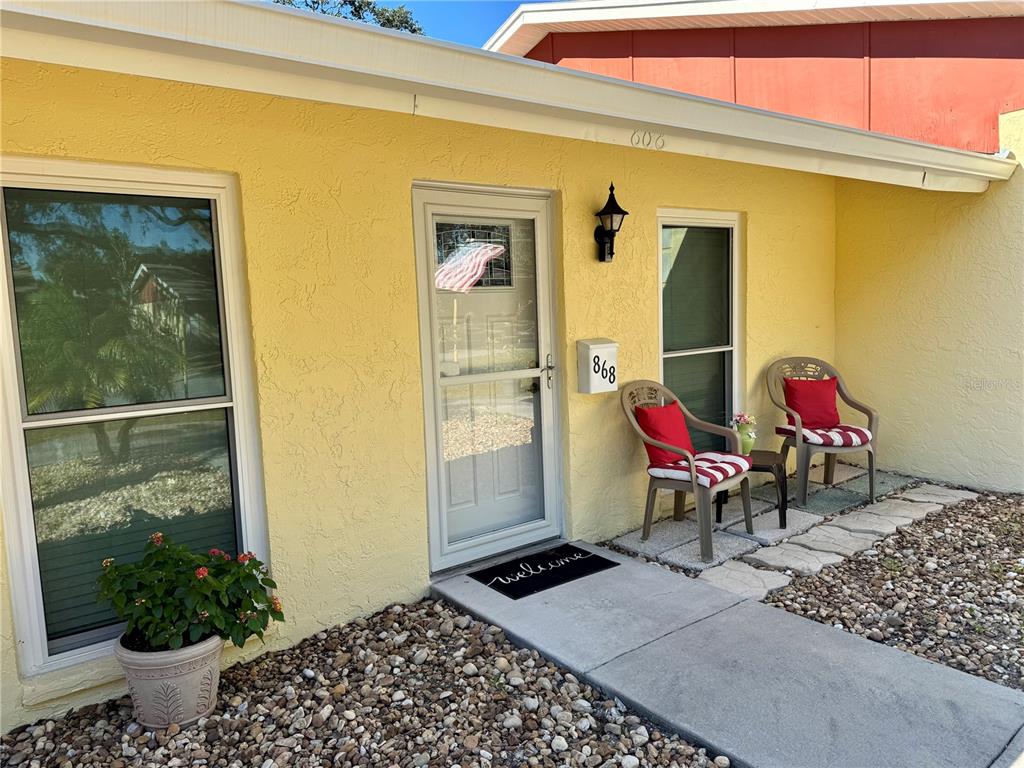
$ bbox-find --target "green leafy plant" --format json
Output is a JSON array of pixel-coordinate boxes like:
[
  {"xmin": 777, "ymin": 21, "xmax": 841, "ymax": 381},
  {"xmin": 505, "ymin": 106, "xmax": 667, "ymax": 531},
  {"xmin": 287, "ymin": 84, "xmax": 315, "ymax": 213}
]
[
  {"xmin": 881, "ymin": 557, "xmax": 903, "ymax": 574},
  {"xmin": 97, "ymin": 532, "xmax": 284, "ymax": 651}
]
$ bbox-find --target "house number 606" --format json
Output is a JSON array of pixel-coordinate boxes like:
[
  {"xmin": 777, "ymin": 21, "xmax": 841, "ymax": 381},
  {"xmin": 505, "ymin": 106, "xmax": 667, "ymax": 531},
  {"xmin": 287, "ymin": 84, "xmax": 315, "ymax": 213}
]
[
  {"xmin": 593, "ymin": 355, "xmax": 616, "ymax": 384},
  {"xmin": 631, "ymin": 130, "xmax": 665, "ymax": 150}
]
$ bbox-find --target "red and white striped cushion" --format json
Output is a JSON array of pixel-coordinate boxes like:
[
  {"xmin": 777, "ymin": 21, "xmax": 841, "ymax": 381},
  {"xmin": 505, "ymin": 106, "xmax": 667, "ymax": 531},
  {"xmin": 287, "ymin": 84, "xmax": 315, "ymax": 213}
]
[
  {"xmin": 648, "ymin": 451, "xmax": 752, "ymax": 488},
  {"xmin": 775, "ymin": 424, "xmax": 872, "ymax": 447}
]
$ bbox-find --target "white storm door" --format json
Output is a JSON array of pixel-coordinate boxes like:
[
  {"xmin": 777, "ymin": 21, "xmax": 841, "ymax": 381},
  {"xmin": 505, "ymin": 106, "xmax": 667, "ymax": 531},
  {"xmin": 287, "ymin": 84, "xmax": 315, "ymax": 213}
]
[{"xmin": 413, "ymin": 185, "xmax": 560, "ymax": 571}]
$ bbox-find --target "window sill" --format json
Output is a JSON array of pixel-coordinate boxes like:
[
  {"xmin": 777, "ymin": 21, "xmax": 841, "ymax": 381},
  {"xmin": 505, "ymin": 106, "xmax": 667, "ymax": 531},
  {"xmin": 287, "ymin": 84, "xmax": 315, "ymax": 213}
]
[{"xmin": 21, "ymin": 653, "xmax": 124, "ymax": 707}]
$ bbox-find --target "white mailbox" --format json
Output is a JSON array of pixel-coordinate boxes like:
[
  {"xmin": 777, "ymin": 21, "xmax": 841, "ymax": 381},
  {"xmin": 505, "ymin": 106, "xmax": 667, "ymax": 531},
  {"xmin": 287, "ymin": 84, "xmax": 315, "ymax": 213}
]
[{"xmin": 577, "ymin": 338, "xmax": 619, "ymax": 394}]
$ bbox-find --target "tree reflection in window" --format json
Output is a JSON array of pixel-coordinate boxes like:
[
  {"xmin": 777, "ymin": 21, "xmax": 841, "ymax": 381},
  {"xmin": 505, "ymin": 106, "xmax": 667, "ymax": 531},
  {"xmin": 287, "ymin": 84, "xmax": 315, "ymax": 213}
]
[{"xmin": 4, "ymin": 189, "xmax": 227, "ymax": 419}]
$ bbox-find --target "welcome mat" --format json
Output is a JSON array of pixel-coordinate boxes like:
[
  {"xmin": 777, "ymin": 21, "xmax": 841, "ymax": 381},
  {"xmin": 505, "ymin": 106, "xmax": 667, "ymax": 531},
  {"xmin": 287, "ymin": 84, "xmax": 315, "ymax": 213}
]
[{"xmin": 468, "ymin": 544, "xmax": 619, "ymax": 600}]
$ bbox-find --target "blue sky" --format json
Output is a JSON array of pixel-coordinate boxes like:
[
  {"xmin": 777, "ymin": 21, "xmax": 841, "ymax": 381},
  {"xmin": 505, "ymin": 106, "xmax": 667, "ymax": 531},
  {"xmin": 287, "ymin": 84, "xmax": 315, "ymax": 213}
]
[{"xmin": 379, "ymin": 1, "xmax": 547, "ymax": 47}]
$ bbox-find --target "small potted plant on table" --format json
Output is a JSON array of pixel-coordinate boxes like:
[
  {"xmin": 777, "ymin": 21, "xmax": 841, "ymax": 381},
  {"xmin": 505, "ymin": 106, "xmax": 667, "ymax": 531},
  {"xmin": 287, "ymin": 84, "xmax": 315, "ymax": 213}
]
[
  {"xmin": 98, "ymin": 532, "xmax": 284, "ymax": 729},
  {"xmin": 731, "ymin": 411, "xmax": 758, "ymax": 455}
]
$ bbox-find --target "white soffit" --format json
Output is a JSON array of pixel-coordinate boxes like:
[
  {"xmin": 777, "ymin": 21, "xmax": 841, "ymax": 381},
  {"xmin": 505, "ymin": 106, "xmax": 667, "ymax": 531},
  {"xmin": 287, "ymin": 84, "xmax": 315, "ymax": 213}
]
[
  {"xmin": 484, "ymin": 0, "xmax": 1024, "ymax": 56},
  {"xmin": 0, "ymin": 0, "xmax": 1017, "ymax": 193}
]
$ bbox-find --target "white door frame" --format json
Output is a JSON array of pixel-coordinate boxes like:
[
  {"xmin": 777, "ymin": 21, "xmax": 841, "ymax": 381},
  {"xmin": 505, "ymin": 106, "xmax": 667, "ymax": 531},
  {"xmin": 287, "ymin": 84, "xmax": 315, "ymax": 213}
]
[
  {"xmin": 413, "ymin": 182, "xmax": 562, "ymax": 572},
  {"xmin": 656, "ymin": 207, "xmax": 745, "ymax": 420}
]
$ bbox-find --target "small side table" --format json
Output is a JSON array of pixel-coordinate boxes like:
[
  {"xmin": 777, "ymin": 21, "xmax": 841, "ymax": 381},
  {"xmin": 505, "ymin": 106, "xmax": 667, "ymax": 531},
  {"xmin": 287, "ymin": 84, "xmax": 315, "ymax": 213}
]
[{"xmin": 715, "ymin": 449, "xmax": 788, "ymax": 528}]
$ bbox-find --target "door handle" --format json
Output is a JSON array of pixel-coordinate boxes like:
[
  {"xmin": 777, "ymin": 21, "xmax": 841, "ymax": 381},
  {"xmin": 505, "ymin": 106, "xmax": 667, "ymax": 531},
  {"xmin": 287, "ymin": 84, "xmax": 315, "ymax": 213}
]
[{"xmin": 542, "ymin": 354, "xmax": 556, "ymax": 389}]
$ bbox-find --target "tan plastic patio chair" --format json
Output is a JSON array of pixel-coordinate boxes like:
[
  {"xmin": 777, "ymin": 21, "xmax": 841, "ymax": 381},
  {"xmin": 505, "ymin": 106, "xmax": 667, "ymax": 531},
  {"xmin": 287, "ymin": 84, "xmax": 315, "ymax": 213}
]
[
  {"xmin": 621, "ymin": 380, "xmax": 754, "ymax": 563},
  {"xmin": 765, "ymin": 357, "xmax": 878, "ymax": 507}
]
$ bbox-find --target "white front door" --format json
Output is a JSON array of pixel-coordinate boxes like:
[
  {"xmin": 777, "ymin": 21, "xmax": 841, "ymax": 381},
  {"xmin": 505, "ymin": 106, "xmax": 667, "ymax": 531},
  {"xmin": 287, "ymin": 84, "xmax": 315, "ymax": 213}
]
[{"xmin": 413, "ymin": 184, "xmax": 560, "ymax": 571}]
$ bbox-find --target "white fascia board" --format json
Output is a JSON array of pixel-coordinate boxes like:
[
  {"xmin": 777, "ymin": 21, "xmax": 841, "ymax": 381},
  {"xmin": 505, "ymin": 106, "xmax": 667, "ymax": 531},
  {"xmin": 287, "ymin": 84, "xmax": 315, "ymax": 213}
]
[
  {"xmin": 483, "ymin": 0, "xmax": 1024, "ymax": 55},
  {"xmin": 0, "ymin": 0, "xmax": 1016, "ymax": 193}
]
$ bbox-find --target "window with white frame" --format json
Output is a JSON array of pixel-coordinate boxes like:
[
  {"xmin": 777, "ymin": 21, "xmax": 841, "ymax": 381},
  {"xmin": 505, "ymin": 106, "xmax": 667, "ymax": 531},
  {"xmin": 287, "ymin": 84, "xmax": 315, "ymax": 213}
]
[
  {"xmin": 0, "ymin": 161, "xmax": 265, "ymax": 670},
  {"xmin": 660, "ymin": 217, "xmax": 737, "ymax": 452}
]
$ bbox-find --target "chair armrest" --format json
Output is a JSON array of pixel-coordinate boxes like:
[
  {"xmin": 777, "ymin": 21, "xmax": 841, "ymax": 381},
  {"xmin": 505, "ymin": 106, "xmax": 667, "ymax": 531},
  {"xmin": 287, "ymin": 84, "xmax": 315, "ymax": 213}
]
[
  {"xmin": 685, "ymin": 414, "xmax": 741, "ymax": 454},
  {"xmin": 766, "ymin": 379, "xmax": 804, "ymax": 445},
  {"xmin": 838, "ymin": 388, "xmax": 878, "ymax": 434},
  {"xmin": 639, "ymin": 435, "xmax": 700, "ymax": 488},
  {"xmin": 634, "ymin": 436, "xmax": 700, "ymax": 483},
  {"xmin": 639, "ymin": 435, "xmax": 696, "ymax": 464},
  {"xmin": 773, "ymin": 405, "xmax": 805, "ymax": 446}
]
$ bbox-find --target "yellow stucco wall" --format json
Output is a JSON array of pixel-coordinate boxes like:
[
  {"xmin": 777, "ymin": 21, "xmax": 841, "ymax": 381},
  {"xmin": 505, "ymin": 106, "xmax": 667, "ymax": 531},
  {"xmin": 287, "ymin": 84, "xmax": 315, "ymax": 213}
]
[
  {"xmin": 835, "ymin": 110, "xmax": 1024, "ymax": 492},
  {"xmin": 0, "ymin": 59, "xmax": 837, "ymax": 728}
]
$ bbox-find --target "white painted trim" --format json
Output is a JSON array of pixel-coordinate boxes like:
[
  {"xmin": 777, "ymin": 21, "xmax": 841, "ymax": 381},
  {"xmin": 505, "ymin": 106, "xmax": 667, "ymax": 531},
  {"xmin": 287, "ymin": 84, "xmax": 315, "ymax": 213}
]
[
  {"xmin": 412, "ymin": 182, "xmax": 562, "ymax": 572},
  {"xmin": 663, "ymin": 344, "xmax": 735, "ymax": 358},
  {"xmin": 20, "ymin": 398, "xmax": 234, "ymax": 429},
  {"xmin": 484, "ymin": 0, "xmax": 1024, "ymax": 55},
  {"xmin": 657, "ymin": 208, "xmax": 745, "ymax": 432},
  {"xmin": 0, "ymin": 0, "xmax": 1016, "ymax": 193},
  {"xmin": 0, "ymin": 156, "xmax": 267, "ymax": 677}
]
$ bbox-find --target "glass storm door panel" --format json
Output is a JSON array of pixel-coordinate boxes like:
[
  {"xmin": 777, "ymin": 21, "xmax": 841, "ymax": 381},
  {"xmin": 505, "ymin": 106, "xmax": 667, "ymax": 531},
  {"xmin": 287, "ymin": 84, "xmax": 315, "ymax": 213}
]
[
  {"xmin": 415, "ymin": 188, "xmax": 558, "ymax": 570},
  {"xmin": 441, "ymin": 379, "xmax": 544, "ymax": 542},
  {"xmin": 432, "ymin": 216, "xmax": 539, "ymax": 377},
  {"xmin": 661, "ymin": 224, "xmax": 734, "ymax": 452},
  {"xmin": 433, "ymin": 214, "xmax": 544, "ymax": 543}
]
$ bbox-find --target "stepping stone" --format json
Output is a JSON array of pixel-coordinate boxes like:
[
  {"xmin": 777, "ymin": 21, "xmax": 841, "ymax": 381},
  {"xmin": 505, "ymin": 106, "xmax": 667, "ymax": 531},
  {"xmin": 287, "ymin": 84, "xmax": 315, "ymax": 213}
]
[
  {"xmin": 659, "ymin": 532, "xmax": 759, "ymax": 572},
  {"xmin": 809, "ymin": 461, "xmax": 866, "ymax": 484},
  {"xmin": 829, "ymin": 510, "xmax": 909, "ymax": 537},
  {"xmin": 751, "ymin": 480, "xmax": 824, "ymax": 504},
  {"xmin": 704, "ymin": 494, "xmax": 775, "ymax": 529},
  {"xmin": 839, "ymin": 470, "xmax": 916, "ymax": 498},
  {"xmin": 614, "ymin": 518, "xmax": 700, "ymax": 557},
  {"xmin": 725, "ymin": 508, "xmax": 821, "ymax": 545},
  {"xmin": 798, "ymin": 486, "xmax": 866, "ymax": 516},
  {"xmin": 742, "ymin": 543, "xmax": 843, "ymax": 576},
  {"xmin": 862, "ymin": 498, "xmax": 941, "ymax": 522},
  {"xmin": 898, "ymin": 484, "xmax": 979, "ymax": 505},
  {"xmin": 697, "ymin": 560, "xmax": 791, "ymax": 600},
  {"xmin": 674, "ymin": 493, "xmax": 774, "ymax": 530},
  {"xmin": 788, "ymin": 524, "xmax": 879, "ymax": 557}
]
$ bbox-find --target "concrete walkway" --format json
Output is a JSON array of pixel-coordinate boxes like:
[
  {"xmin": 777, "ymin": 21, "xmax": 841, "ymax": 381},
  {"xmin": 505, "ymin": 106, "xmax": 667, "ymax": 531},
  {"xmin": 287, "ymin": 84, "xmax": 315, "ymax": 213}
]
[{"xmin": 433, "ymin": 543, "xmax": 1024, "ymax": 768}]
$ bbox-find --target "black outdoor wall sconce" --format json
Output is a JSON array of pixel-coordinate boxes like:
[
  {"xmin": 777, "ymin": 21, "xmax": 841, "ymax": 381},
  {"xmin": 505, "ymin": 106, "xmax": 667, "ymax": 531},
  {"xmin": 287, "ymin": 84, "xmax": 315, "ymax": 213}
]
[{"xmin": 594, "ymin": 183, "xmax": 629, "ymax": 262}]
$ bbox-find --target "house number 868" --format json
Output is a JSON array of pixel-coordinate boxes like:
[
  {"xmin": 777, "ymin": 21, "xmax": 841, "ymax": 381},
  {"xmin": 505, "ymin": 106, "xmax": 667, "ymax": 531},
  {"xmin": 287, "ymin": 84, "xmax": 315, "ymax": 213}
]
[{"xmin": 593, "ymin": 355, "xmax": 616, "ymax": 384}]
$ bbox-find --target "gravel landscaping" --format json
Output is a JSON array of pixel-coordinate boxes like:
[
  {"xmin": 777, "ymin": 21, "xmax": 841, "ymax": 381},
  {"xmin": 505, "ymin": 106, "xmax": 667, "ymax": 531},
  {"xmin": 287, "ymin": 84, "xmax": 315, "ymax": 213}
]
[
  {"xmin": 766, "ymin": 492, "xmax": 1023, "ymax": 690},
  {"xmin": 2, "ymin": 600, "xmax": 730, "ymax": 768}
]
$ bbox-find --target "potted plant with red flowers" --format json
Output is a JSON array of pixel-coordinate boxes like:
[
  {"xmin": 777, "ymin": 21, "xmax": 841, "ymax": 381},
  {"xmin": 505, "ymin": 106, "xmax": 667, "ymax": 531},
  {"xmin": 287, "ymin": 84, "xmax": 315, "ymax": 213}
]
[{"xmin": 97, "ymin": 532, "xmax": 284, "ymax": 728}]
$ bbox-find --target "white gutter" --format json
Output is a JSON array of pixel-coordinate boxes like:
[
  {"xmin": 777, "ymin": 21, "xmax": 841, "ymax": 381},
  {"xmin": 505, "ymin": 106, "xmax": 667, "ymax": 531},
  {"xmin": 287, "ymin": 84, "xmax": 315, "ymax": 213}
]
[
  {"xmin": 0, "ymin": 0, "xmax": 1016, "ymax": 193},
  {"xmin": 483, "ymin": 0, "xmax": 1024, "ymax": 56}
]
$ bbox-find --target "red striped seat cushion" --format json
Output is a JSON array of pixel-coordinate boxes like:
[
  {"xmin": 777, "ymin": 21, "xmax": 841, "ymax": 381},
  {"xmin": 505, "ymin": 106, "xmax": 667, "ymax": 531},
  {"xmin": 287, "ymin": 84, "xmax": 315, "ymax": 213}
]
[
  {"xmin": 775, "ymin": 424, "xmax": 872, "ymax": 447},
  {"xmin": 647, "ymin": 452, "xmax": 752, "ymax": 488}
]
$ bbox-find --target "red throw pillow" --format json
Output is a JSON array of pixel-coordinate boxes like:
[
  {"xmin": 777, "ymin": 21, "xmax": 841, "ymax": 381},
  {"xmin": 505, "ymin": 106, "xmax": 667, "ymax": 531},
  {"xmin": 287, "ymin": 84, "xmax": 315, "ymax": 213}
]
[
  {"xmin": 783, "ymin": 377, "xmax": 841, "ymax": 429},
  {"xmin": 635, "ymin": 402, "xmax": 694, "ymax": 464}
]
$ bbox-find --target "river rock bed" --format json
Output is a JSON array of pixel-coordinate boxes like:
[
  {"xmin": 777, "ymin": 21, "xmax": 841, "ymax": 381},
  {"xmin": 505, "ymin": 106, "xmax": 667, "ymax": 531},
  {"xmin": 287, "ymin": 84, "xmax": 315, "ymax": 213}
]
[
  {"xmin": 766, "ymin": 493, "xmax": 1023, "ymax": 690},
  {"xmin": 2, "ymin": 600, "xmax": 729, "ymax": 768}
]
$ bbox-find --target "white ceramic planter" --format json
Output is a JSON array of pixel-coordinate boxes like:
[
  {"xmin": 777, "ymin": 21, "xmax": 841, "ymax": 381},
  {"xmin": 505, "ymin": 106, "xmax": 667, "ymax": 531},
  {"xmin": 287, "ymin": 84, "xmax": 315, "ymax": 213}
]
[{"xmin": 114, "ymin": 634, "xmax": 223, "ymax": 728}]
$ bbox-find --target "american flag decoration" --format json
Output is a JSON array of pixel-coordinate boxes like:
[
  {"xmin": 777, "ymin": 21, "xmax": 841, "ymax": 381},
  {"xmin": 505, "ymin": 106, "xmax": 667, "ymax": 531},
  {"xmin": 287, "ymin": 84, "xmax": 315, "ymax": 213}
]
[{"xmin": 434, "ymin": 243, "xmax": 507, "ymax": 293}]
